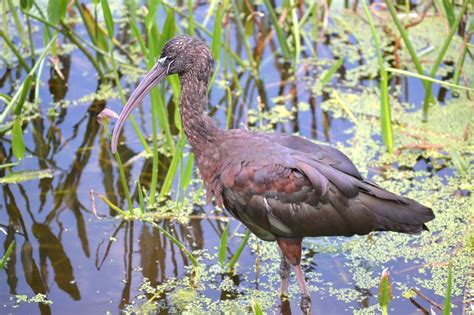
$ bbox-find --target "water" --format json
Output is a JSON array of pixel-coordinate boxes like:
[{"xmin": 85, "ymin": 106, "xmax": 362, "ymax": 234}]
[{"xmin": 1, "ymin": 2, "xmax": 472, "ymax": 314}]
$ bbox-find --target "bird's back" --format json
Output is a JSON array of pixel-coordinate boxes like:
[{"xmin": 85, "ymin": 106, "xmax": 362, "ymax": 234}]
[{"xmin": 207, "ymin": 130, "xmax": 434, "ymax": 241}]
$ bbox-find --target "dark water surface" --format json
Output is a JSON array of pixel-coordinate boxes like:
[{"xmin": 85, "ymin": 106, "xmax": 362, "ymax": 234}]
[{"xmin": 1, "ymin": 2, "xmax": 469, "ymax": 314}]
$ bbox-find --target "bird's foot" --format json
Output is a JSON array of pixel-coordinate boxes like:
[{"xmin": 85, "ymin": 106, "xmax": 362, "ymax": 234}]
[{"xmin": 300, "ymin": 294, "xmax": 312, "ymax": 314}]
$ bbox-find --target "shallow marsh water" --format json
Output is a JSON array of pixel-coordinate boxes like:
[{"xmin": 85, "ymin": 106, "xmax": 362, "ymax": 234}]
[{"xmin": 0, "ymin": 1, "xmax": 473, "ymax": 314}]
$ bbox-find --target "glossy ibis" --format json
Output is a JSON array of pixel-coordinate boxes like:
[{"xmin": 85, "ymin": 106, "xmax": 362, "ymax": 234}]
[{"xmin": 111, "ymin": 36, "xmax": 435, "ymax": 313}]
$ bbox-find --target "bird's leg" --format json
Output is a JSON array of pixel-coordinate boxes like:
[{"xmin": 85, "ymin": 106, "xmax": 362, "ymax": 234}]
[
  {"xmin": 279, "ymin": 253, "xmax": 291, "ymax": 296},
  {"xmin": 295, "ymin": 264, "xmax": 311, "ymax": 314},
  {"xmin": 276, "ymin": 237, "xmax": 312, "ymax": 314}
]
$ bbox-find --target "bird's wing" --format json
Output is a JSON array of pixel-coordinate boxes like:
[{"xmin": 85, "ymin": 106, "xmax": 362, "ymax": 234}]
[
  {"xmin": 262, "ymin": 133, "xmax": 363, "ymax": 179},
  {"xmin": 215, "ymin": 133, "xmax": 433, "ymax": 241}
]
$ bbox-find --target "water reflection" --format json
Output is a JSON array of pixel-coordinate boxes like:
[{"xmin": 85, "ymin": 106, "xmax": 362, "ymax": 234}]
[{"xmin": 0, "ymin": 1, "xmax": 462, "ymax": 314}]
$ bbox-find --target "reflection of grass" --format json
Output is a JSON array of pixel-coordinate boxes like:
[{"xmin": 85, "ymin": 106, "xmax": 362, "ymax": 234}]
[{"xmin": 1, "ymin": 1, "xmax": 473, "ymax": 313}]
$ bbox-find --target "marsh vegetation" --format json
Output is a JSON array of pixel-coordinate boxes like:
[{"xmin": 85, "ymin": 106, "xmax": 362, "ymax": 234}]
[{"xmin": 0, "ymin": 0, "xmax": 472, "ymax": 314}]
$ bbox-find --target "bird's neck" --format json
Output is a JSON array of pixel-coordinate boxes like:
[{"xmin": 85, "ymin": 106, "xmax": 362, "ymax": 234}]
[{"xmin": 179, "ymin": 71, "xmax": 221, "ymax": 156}]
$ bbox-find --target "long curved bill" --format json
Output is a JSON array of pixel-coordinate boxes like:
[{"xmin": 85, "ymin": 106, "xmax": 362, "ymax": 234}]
[{"xmin": 111, "ymin": 62, "xmax": 168, "ymax": 153}]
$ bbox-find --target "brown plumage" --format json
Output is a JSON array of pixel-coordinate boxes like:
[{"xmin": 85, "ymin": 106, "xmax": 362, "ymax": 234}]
[{"xmin": 111, "ymin": 35, "xmax": 435, "ymax": 313}]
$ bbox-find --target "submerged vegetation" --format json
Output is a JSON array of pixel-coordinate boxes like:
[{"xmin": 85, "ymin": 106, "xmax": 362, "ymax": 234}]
[{"xmin": 0, "ymin": 0, "xmax": 472, "ymax": 313}]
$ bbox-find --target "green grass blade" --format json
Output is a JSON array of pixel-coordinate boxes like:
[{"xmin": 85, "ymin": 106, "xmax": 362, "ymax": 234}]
[
  {"xmin": 7, "ymin": 0, "xmax": 27, "ymax": 48},
  {"xmin": 129, "ymin": 18, "xmax": 147, "ymax": 56},
  {"xmin": 386, "ymin": 67, "xmax": 474, "ymax": 92},
  {"xmin": 0, "ymin": 34, "xmax": 56, "ymax": 124},
  {"xmin": 0, "ymin": 241, "xmax": 15, "ymax": 270},
  {"xmin": 157, "ymin": 8, "xmax": 176, "ymax": 51},
  {"xmin": 47, "ymin": 0, "xmax": 67, "ymax": 25},
  {"xmin": 143, "ymin": 219, "xmax": 198, "ymax": 267},
  {"xmin": 385, "ymin": 1, "xmax": 426, "ymax": 77},
  {"xmin": 137, "ymin": 181, "xmax": 146, "ymax": 214},
  {"xmin": 320, "ymin": 58, "xmax": 344, "ymax": 87},
  {"xmin": 203, "ymin": 0, "xmax": 218, "ymax": 27},
  {"xmin": 187, "ymin": 0, "xmax": 195, "ymax": 35},
  {"xmin": 76, "ymin": 3, "xmax": 108, "ymax": 51},
  {"xmin": 145, "ymin": 0, "xmax": 161, "ymax": 32},
  {"xmin": 209, "ymin": 3, "xmax": 223, "ymax": 90},
  {"xmin": 181, "ymin": 153, "xmax": 194, "ymax": 193},
  {"xmin": 101, "ymin": 0, "xmax": 114, "ymax": 40},
  {"xmin": 96, "ymin": 193, "xmax": 128, "ymax": 216},
  {"xmin": 230, "ymin": 0, "xmax": 256, "ymax": 68},
  {"xmin": 227, "ymin": 229, "xmax": 251, "ymax": 272},
  {"xmin": 219, "ymin": 223, "xmax": 229, "ymax": 270},
  {"xmin": 440, "ymin": 0, "xmax": 455, "ymax": 28},
  {"xmin": 12, "ymin": 118, "xmax": 26, "ymax": 160},
  {"xmin": 20, "ymin": 0, "xmax": 34, "ymax": 11},
  {"xmin": 0, "ymin": 162, "xmax": 19, "ymax": 169},
  {"xmin": 159, "ymin": 134, "xmax": 186, "ymax": 200},
  {"xmin": 443, "ymin": 262, "xmax": 453, "ymax": 315},
  {"xmin": 14, "ymin": 74, "xmax": 33, "ymax": 115},
  {"xmin": 362, "ymin": 0, "xmax": 394, "ymax": 153},
  {"xmin": 211, "ymin": 4, "xmax": 223, "ymax": 61},
  {"xmin": 251, "ymin": 300, "xmax": 264, "ymax": 315},
  {"xmin": 102, "ymin": 122, "xmax": 134, "ymax": 213},
  {"xmin": 262, "ymin": 0, "xmax": 292, "ymax": 60},
  {"xmin": 449, "ymin": 149, "xmax": 468, "ymax": 174},
  {"xmin": 289, "ymin": 0, "xmax": 300, "ymax": 62},
  {"xmin": 0, "ymin": 30, "xmax": 32, "ymax": 72},
  {"xmin": 422, "ymin": 0, "xmax": 469, "ymax": 121}
]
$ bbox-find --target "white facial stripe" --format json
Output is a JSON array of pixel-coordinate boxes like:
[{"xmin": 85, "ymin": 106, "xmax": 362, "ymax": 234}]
[
  {"xmin": 166, "ymin": 60, "xmax": 174, "ymax": 74},
  {"xmin": 158, "ymin": 56, "xmax": 167, "ymax": 65}
]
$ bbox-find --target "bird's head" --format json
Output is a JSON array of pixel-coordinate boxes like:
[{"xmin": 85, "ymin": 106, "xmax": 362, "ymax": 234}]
[{"xmin": 111, "ymin": 35, "xmax": 213, "ymax": 153}]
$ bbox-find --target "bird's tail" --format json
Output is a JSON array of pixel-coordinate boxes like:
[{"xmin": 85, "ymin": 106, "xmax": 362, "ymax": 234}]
[{"xmin": 358, "ymin": 181, "xmax": 435, "ymax": 234}]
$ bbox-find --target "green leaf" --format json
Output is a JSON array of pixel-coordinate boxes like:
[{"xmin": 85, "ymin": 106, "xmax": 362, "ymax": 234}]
[
  {"xmin": 14, "ymin": 75, "xmax": 33, "ymax": 115},
  {"xmin": 227, "ymin": 229, "xmax": 251, "ymax": 271},
  {"xmin": 48, "ymin": 0, "xmax": 67, "ymax": 25},
  {"xmin": 386, "ymin": 67, "xmax": 474, "ymax": 92},
  {"xmin": 378, "ymin": 268, "xmax": 392, "ymax": 315},
  {"xmin": 0, "ymin": 169, "xmax": 54, "ymax": 184},
  {"xmin": 157, "ymin": 8, "xmax": 176, "ymax": 52},
  {"xmin": 159, "ymin": 134, "xmax": 186, "ymax": 199},
  {"xmin": 129, "ymin": 18, "xmax": 147, "ymax": 55},
  {"xmin": 145, "ymin": 0, "xmax": 161, "ymax": 31},
  {"xmin": 362, "ymin": 0, "xmax": 393, "ymax": 154},
  {"xmin": 181, "ymin": 153, "xmax": 194, "ymax": 192},
  {"xmin": 137, "ymin": 181, "xmax": 145, "ymax": 214},
  {"xmin": 251, "ymin": 300, "xmax": 264, "ymax": 315},
  {"xmin": 12, "ymin": 118, "xmax": 26, "ymax": 160},
  {"xmin": 441, "ymin": 0, "xmax": 455, "ymax": 28},
  {"xmin": 77, "ymin": 3, "xmax": 108, "ymax": 51},
  {"xmin": 219, "ymin": 223, "xmax": 229, "ymax": 269},
  {"xmin": 0, "ymin": 241, "xmax": 15, "ymax": 270},
  {"xmin": 320, "ymin": 58, "xmax": 344, "ymax": 87},
  {"xmin": 211, "ymin": 4, "xmax": 223, "ymax": 62},
  {"xmin": 262, "ymin": 0, "xmax": 292, "ymax": 60},
  {"xmin": 20, "ymin": 0, "xmax": 34, "ymax": 11},
  {"xmin": 449, "ymin": 149, "xmax": 468, "ymax": 174},
  {"xmin": 0, "ymin": 162, "xmax": 19, "ymax": 169},
  {"xmin": 443, "ymin": 262, "xmax": 453, "ymax": 315},
  {"xmin": 422, "ymin": 0, "xmax": 470, "ymax": 121},
  {"xmin": 101, "ymin": 0, "xmax": 114, "ymax": 39}
]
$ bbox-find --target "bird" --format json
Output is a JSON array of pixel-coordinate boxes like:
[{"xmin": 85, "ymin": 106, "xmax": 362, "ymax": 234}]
[{"xmin": 110, "ymin": 35, "xmax": 435, "ymax": 314}]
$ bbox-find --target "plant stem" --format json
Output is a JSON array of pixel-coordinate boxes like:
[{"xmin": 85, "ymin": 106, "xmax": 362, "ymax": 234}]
[
  {"xmin": 422, "ymin": 0, "xmax": 469, "ymax": 121},
  {"xmin": 6, "ymin": 0, "xmax": 27, "ymax": 48},
  {"xmin": 143, "ymin": 219, "xmax": 199, "ymax": 267},
  {"xmin": 0, "ymin": 30, "xmax": 31, "ymax": 72},
  {"xmin": 104, "ymin": 125, "xmax": 134, "ymax": 213}
]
